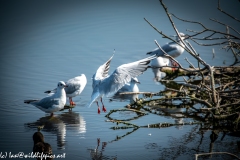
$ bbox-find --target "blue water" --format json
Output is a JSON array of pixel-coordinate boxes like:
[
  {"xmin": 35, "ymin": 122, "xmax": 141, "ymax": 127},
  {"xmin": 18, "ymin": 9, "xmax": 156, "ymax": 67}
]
[{"xmin": 0, "ymin": 0, "xmax": 239, "ymax": 159}]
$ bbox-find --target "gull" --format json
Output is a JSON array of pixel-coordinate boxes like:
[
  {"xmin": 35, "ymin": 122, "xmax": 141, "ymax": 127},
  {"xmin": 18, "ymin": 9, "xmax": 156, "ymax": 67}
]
[
  {"xmin": 24, "ymin": 81, "xmax": 67, "ymax": 116},
  {"xmin": 147, "ymin": 32, "xmax": 186, "ymax": 67},
  {"xmin": 147, "ymin": 33, "xmax": 186, "ymax": 80},
  {"xmin": 117, "ymin": 77, "xmax": 140, "ymax": 93},
  {"xmin": 114, "ymin": 77, "xmax": 140, "ymax": 103},
  {"xmin": 87, "ymin": 54, "xmax": 157, "ymax": 114},
  {"xmin": 150, "ymin": 57, "xmax": 169, "ymax": 81},
  {"xmin": 44, "ymin": 74, "xmax": 87, "ymax": 106}
]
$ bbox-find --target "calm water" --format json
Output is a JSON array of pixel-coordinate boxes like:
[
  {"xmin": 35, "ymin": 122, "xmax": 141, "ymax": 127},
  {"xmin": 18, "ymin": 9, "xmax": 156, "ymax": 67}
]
[{"xmin": 0, "ymin": 0, "xmax": 239, "ymax": 159}]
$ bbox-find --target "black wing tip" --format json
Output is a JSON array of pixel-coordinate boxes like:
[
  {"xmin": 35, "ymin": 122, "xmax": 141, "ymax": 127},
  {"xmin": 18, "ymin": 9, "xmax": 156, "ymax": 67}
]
[
  {"xmin": 24, "ymin": 99, "xmax": 38, "ymax": 104},
  {"xmin": 24, "ymin": 100, "xmax": 31, "ymax": 104},
  {"xmin": 44, "ymin": 90, "xmax": 51, "ymax": 94},
  {"xmin": 146, "ymin": 51, "xmax": 152, "ymax": 55},
  {"xmin": 140, "ymin": 60, "xmax": 151, "ymax": 65}
]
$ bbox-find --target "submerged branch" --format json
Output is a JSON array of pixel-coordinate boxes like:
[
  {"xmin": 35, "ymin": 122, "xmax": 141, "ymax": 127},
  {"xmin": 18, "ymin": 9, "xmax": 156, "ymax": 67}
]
[{"xmin": 195, "ymin": 152, "xmax": 240, "ymax": 160}]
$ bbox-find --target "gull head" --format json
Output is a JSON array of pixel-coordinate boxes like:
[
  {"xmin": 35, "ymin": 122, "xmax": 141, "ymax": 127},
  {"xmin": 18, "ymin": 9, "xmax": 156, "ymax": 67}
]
[
  {"xmin": 178, "ymin": 32, "xmax": 185, "ymax": 37},
  {"xmin": 132, "ymin": 77, "xmax": 140, "ymax": 84},
  {"xmin": 57, "ymin": 81, "xmax": 67, "ymax": 89},
  {"xmin": 171, "ymin": 32, "xmax": 188, "ymax": 41}
]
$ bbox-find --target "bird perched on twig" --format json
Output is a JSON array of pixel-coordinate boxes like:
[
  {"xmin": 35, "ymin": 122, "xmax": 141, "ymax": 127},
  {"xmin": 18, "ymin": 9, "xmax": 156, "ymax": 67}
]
[
  {"xmin": 147, "ymin": 32, "xmax": 187, "ymax": 67},
  {"xmin": 146, "ymin": 33, "xmax": 187, "ymax": 80}
]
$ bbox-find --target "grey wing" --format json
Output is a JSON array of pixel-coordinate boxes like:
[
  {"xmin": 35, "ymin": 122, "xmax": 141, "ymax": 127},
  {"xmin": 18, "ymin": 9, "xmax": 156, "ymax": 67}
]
[
  {"xmin": 99, "ymin": 68, "xmax": 132, "ymax": 97},
  {"xmin": 64, "ymin": 82, "xmax": 80, "ymax": 95},
  {"xmin": 117, "ymin": 83, "xmax": 131, "ymax": 93},
  {"xmin": 147, "ymin": 47, "xmax": 163, "ymax": 56},
  {"xmin": 34, "ymin": 97, "xmax": 59, "ymax": 109},
  {"xmin": 99, "ymin": 55, "xmax": 156, "ymax": 97},
  {"xmin": 147, "ymin": 42, "xmax": 178, "ymax": 57}
]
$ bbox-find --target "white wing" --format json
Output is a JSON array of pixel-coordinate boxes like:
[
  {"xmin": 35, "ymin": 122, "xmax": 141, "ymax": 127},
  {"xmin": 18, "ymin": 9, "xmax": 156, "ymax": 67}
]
[
  {"xmin": 92, "ymin": 54, "xmax": 114, "ymax": 90},
  {"xmin": 87, "ymin": 54, "xmax": 114, "ymax": 108},
  {"xmin": 94, "ymin": 54, "xmax": 114, "ymax": 81},
  {"xmin": 87, "ymin": 54, "xmax": 157, "ymax": 108},
  {"xmin": 99, "ymin": 55, "xmax": 157, "ymax": 97}
]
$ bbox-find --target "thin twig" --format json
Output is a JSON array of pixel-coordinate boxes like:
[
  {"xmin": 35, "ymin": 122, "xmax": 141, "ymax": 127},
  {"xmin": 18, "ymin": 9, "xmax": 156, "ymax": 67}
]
[
  {"xmin": 154, "ymin": 40, "xmax": 183, "ymax": 68},
  {"xmin": 210, "ymin": 18, "xmax": 240, "ymax": 36},
  {"xmin": 218, "ymin": 0, "xmax": 240, "ymax": 23},
  {"xmin": 195, "ymin": 152, "xmax": 240, "ymax": 160}
]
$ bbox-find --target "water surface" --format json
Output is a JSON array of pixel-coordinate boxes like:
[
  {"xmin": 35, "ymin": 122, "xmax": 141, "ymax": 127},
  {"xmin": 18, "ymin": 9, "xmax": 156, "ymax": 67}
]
[{"xmin": 0, "ymin": 0, "xmax": 239, "ymax": 159}]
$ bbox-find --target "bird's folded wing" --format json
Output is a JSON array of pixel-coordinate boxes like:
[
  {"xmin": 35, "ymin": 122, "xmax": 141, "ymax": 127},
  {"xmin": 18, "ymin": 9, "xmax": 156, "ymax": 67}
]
[
  {"xmin": 64, "ymin": 82, "xmax": 80, "ymax": 95},
  {"xmin": 147, "ymin": 43, "xmax": 178, "ymax": 57},
  {"xmin": 35, "ymin": 97, "xmax": 60, "ymax": 109}
]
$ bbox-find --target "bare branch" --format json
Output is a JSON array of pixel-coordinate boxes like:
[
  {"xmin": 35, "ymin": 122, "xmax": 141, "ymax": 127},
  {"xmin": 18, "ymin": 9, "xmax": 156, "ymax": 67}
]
[
  {"xmin": 172, "ymin": 13, "xmax": 240, "ymax": 39},
  {"xmin": 154, "ymin": 40, "xmax": 183, "ymax": 68},
  {"xmin": 210, "ymin": 18, "xmax": 240, "ymax": 36},
  {"xmin": 158, "ymin": 0, "xmax": 208, "ymax": 67},
  {"xmin": 218, "ymin": 0, "xmax": 240, "ymax": 22}
]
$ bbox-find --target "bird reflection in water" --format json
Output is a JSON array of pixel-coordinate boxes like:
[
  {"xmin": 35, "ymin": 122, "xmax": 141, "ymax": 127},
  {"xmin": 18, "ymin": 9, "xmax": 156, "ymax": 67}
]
[
  {"xmin": 58, "ymin": 111, "xmax": 86, "ymax": 135},
  {"xmin": 32, "ymin": 131, "xmax": 53, "ymax": 160},
  {"xmin": 158, "ymin": 107, "xmax": 185, "ymax": 130},
  {"xmin": 25, "ymin": 111, "xmax": 86, "ymax": 150},
  {"xmin": 88, "ymin": 138, "xmax": 115, "ymax": 160}
]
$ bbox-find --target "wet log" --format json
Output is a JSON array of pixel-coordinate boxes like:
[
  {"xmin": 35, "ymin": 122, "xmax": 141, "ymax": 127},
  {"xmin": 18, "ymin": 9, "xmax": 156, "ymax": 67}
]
[{"xmin": 160, "ymin": 66, "xmax": 240, "ymax": 78}]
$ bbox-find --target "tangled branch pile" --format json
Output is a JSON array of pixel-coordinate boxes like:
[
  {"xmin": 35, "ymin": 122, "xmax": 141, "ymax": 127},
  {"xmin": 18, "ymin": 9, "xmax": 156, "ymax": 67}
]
[
  {"xmin": 103, "ymin": 0, "xmax": 240, "ymax": 159},
  {"xmin": 142, "ymin": 0, "xmax": 240, "ymax": 130}
]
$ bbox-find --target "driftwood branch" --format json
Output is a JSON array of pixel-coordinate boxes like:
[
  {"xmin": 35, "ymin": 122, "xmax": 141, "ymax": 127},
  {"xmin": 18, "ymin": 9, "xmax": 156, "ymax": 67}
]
[
  {"xmin": 218, "ymin": 0, "xmax": 240, "ymax": 23},
  {"xmin": 195, "ymin": 152, "xmax": 240, "ymax": 160}
]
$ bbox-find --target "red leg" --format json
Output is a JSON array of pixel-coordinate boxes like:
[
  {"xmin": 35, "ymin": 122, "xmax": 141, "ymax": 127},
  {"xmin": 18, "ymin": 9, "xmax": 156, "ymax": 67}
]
[
  {"xmin": 100, "ymin": 98, "xmax": 107, "ymax": 112},
  {"xmin": 69, "ymin": 97, "xmax": 76, "ymax": 106},
  {"xmin": 170, "ymin": 60, "xmax": 179, "ymax": 71},
  {"xmin": 96, "ymin": 101, "xmax": 101, "ymax": 114}
]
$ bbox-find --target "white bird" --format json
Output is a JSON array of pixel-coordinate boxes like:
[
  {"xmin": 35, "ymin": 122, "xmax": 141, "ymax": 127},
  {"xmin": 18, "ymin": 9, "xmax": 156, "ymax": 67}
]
[
  {"xmin": 147, "ymin": 32, "xmax": 186, "ymax": 67},
  {"xmin": 147, "ymin": 33, "xmax": 186, "ymax": 80},
  {"xmin": 117, "ymin": 77, "xmax": 140, "ymax": 93},
  {"xmin": 114, "ymin": 77, "xmax": 140, "ymax": 103},
  {"xmin": 24, "ymin": 81, "xmax": 67, "ymax": 116},
  {"xmin": 147, "ymin": 33, "xmax": 186, "ymax": 58},
  {"xmin": 44, "ymin": 74, "xmax": 87, "ymax": 106},
  {"xmin": 150, "ymin": 57, "xmax": 169, "ymax": 81},
  {"xmin": 87, "ymin": 54, "xmax": 157, "ymax": 114}
]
